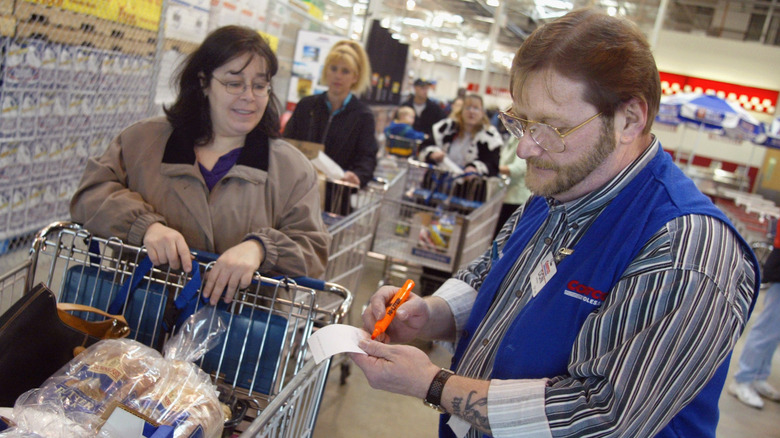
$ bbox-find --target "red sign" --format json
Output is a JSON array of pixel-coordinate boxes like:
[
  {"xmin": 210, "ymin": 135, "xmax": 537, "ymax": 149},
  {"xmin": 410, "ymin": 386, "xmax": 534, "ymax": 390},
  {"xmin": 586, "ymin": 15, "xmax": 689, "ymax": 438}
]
[{"xmin": 660, "ymin": 71, "xmax": 778, "ymax": 114}]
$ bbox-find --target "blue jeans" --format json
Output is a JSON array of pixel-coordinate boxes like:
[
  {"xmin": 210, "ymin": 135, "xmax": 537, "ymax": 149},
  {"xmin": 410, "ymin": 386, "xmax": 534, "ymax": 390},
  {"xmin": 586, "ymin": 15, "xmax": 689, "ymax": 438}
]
[{"xmin": 734, "ymin": 282, "xmax": 780, "ymax": 383}]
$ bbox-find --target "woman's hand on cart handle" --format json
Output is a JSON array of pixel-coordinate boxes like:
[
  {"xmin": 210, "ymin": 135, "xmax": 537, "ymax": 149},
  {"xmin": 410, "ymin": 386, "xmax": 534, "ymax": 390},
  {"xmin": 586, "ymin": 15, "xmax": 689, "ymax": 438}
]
[
  {"xmin": 363, "ymin": 285, "xmax": 429, "ymax": 344},
  {"xmin": 201, "ymin": 240, "xmax": 264, "ymax": 305},
  {"xmin": 143, "ymin": 223, "xmax": 193, "ymax": 273}
]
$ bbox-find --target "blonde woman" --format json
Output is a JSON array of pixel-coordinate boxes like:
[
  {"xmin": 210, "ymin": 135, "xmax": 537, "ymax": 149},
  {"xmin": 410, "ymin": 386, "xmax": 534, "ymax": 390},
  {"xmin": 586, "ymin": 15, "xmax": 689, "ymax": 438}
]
[
  {"xmin": 419, "ymin": 94, "xmax": 502, "ymax": 176},
  {"xmin": 284, "ymin": 40, "xmax": 377, "ymax": 187}
]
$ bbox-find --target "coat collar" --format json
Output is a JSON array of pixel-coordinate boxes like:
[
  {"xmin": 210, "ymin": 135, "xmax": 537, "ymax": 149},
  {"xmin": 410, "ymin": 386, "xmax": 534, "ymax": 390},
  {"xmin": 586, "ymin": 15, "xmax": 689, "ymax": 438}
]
[{"xmin": 162, "ymin": 127, "xmax": 270, "ymax": 172}]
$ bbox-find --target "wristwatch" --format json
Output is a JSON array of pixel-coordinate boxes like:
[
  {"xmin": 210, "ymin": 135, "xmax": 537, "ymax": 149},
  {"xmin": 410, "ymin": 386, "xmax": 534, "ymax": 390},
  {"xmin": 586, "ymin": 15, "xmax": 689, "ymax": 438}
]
[{"xmin": 423, "ymin": 368, "xmax": 454, "ymax": 413}]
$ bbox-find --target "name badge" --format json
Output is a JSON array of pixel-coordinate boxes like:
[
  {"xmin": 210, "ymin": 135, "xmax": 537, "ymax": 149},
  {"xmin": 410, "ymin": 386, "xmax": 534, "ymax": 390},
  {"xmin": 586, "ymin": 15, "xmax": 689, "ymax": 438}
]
[{"xmin": 530, "ymin": 252, "xmax": 557, "ymax": 297}]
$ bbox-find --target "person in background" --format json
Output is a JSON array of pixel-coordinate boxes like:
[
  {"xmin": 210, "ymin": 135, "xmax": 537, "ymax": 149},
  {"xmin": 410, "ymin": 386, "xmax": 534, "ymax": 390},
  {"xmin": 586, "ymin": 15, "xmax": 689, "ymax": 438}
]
[
  {"xmin": 351, "ymin": 9, "xmax": 759, "ymax": 438},
  {"xmin": 728, "ymin": 220, "xmax": 780, "ymax": 409},
  {"xmin": 384, "ymin": 105, "xmax": 426, "ymax": 141},
  {"xmin": 447, "ymin": 96, "xmax": 464, "ymax": 120},
  {"xmin": 492, "ymin": 136, "xmax": 531, "ymax": 239},
  {"xmin": 283, "ymin": 40, "xmax": 377, "ymax": 187},
  {"xmin": 70, "ymin": 26, "xmax": 330, "ymax": 304},
  {"xmin": 444, "ymin": 87, "xmax": 467, "ymax": 116},
  {"xmin": 403, "ymin": 78, "xmax": 446, "ymax": 140},
  {"xmin": 419, "ymin": 93, "xmax": 502, "ymax": 177}
]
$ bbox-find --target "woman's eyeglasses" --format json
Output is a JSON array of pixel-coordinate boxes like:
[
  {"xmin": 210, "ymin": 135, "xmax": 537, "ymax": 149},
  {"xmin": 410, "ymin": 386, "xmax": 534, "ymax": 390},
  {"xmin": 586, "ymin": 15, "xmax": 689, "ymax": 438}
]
[{"xmin": 213, "ymin": 77, "xmax": 271, "ymax": 98}]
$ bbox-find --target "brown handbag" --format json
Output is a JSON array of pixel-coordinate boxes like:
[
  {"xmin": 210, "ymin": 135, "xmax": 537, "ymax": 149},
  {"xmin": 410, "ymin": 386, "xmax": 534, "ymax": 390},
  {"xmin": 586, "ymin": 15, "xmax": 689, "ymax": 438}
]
[{"xmin": 0, "ymin": 283, "xmax": 129, "ymax": 406}]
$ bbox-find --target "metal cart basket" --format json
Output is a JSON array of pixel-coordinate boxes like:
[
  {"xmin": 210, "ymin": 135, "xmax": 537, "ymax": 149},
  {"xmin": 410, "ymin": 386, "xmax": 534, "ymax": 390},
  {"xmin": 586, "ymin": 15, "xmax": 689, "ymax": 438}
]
[
  {"xmin": 1, "ymin": 221, "xmax": 352, "ymax": 435},
  {"xmin": 371, "ymin": 158, "xmax": 507, "ymax": 274}
]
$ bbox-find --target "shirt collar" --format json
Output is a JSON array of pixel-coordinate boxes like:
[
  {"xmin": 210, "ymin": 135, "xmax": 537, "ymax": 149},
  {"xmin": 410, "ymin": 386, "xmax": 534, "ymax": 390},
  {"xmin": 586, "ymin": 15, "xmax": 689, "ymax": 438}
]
[{"xmin": 326, "ymin": 93, "xmax": 353, "ymax": 116}]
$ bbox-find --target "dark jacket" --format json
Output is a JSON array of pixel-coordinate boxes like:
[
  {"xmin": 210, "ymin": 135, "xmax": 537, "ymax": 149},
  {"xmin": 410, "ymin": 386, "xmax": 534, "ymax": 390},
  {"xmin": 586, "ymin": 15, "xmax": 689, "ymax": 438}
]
[
  {"xmin": 284, "ymin": 93, "xmax": 378, "ymax": 187},
  {"xmin": 402, "ymin": 97, "xmax": 446, "ymax": 140}
]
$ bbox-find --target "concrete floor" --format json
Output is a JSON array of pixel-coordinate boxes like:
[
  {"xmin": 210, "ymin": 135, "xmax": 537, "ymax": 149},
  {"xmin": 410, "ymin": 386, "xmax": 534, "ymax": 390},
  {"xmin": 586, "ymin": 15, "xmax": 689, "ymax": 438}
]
[{"xmin": 314, "ymin": 255, "xmax": 780, "ymax": 438}]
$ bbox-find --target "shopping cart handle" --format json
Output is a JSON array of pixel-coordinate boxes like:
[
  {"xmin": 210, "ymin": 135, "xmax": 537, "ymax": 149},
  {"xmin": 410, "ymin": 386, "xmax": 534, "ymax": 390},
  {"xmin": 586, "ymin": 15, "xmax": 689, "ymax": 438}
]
[{"xmin": 273, "ymin": 276, "xmax": 326, "ymax": 291}]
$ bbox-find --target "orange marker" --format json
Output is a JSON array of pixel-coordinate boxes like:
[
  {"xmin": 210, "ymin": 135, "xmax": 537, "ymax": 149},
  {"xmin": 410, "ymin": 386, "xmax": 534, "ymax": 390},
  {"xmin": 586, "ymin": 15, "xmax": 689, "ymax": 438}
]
[{"xmin": 371, "ymin": 279, "xmax": 415, "ymax": 340}]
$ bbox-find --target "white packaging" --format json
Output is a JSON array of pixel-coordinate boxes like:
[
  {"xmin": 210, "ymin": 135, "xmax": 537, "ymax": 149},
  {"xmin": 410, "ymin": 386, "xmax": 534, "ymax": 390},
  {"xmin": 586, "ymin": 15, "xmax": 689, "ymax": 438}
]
[
  {"xmin": 29, "ymin": 139, "xmax": 50, "ymax": 183},
  {"xmin": 0, "ymin": 92, "xmax": 20, "ymax": 140},
  {"xmin": 99, "ymin": 52, "xmax": 119, "ymax": 91},
  {"xmin": 166, "ymin": 3, "xmax": 209, "ymax": 44},
  {"xmin": 26, "ymin": 182, "xmax": 47, "ymax": 228},
  {"xmin": 4, "ymin": 39, "xmax": 41, "ymax": 89},
  {"xmin": 37, "ymin": 40, "xmax": 59, "ymax": 90},
  {"xmin": 19, "ymin": 91, "xmax": 38, "ymax": 138},
  {"xmin": 0, "ymin": 188, "xmax": 10, "ymax": 239},
  {"xmin": 208, "ymin": 0, "xmax": 242, "ymax": 31},
  {"xmin": 8, "ymin": 185, "xmax": 29, "ymax": 235},
  {"xmin": 56, "ymin": 45, "xmax": 74, "ymax": 90},
  {"xmin": 46, "ymin": 138, "xmax": 63, "ymax": 180},
  {"xmin": 37, "ymin": 91, "xmax": 67, "ymax": 137}
]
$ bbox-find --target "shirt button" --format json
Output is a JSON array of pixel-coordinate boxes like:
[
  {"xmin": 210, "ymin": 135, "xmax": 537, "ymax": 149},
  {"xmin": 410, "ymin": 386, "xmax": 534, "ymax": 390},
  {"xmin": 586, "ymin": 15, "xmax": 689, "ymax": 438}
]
[
  {"xmin": 572, "ymin": 223, "xmax": 579, "ymax": 230},
  {"xmin": 544, "ymin": 237, "xmax": 552, "ymax": 245},
  {"xmin": 515, "ymin": 289, "xmax": 523, "ymax": 298},
  {"xmin": 482, "ymin": 338, "xmax": 489, "ymax": 346}
]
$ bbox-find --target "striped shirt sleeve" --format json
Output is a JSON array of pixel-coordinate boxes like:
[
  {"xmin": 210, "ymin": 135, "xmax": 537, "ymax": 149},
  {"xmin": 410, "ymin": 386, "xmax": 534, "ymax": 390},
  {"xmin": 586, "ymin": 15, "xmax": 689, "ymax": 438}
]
[{"xmin": 481, "ymin": 214, "xmax": 756, "ymax": 437}]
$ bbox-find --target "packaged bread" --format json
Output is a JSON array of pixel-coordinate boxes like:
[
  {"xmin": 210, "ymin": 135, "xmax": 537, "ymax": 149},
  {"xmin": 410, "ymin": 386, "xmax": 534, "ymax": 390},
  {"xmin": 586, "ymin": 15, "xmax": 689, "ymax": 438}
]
[{"xmin": 5, "ymin": 309, "xmax": 226, "ymax": 438}]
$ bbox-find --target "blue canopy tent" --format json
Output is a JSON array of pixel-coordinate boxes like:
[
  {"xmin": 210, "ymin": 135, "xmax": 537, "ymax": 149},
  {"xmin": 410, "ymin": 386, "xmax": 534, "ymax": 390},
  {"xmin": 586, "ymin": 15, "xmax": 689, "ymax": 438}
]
[{"xmin": 754, "ymin": 117, "xmax": 780, "ymax": 149}]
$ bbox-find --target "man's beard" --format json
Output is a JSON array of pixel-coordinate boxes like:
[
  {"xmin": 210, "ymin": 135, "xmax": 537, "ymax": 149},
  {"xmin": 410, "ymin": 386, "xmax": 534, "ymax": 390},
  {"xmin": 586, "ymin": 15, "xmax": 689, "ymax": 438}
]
[{"xmin": 524, "ymin": 121, "xmax": 616, "ymax": 198}]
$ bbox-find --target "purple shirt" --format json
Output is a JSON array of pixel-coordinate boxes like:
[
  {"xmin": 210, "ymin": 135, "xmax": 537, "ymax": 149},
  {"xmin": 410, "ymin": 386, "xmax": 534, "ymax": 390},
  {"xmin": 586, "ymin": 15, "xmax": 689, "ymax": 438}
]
[{"xmin": 198, "ymin": 147, "xmax": 243, "ymax": 191}]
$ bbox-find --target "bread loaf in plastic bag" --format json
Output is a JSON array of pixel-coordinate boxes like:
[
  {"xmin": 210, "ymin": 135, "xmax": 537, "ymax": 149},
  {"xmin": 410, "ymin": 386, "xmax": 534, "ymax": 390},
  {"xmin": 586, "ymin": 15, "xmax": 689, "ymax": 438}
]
[{"xmin": 1, "ymin": 308, "xmax": 226, "ymax": 438}]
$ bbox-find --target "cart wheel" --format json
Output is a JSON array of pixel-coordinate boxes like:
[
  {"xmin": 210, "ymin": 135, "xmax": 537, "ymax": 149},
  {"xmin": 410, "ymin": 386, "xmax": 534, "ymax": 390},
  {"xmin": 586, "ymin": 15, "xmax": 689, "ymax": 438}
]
[{"xmin": 340, "ymin": 361, "xmax": 351, "ymax": 385}]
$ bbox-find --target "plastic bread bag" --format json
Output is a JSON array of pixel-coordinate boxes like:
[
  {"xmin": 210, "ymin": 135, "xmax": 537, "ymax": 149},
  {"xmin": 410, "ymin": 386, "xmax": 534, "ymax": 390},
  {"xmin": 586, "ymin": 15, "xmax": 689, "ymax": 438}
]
[{"xmin": 3, "ymin": 307, "xmax": 226, "ymax": 438}]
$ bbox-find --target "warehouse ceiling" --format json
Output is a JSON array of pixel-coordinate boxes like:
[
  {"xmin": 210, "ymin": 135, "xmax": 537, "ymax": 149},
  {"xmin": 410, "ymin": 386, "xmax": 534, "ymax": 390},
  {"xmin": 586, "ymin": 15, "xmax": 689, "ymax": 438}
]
[{"xmin": 320, "ymin": 0, "xmax": 780, "ymax": 70}]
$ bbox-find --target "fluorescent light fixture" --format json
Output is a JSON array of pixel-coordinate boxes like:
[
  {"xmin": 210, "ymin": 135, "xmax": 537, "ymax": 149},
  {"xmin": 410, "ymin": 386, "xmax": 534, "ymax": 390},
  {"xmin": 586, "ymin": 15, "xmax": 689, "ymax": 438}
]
[
  {"xmin": 401, "ymin": 17, "xmax": 427, "ymax": 27},
  {"xmin": 486, "ymin": 0, "xmax": 499, "ymax": 6}
]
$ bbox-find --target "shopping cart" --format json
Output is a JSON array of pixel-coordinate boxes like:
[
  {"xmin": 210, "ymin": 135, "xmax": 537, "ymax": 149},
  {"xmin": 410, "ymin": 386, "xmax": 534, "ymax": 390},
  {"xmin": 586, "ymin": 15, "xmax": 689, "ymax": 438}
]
[
  {"xmin": 371, "ymin": 158, "xmax": 508, "ymax": 282},
  {"xmin": 385, "ymin": 134, "xmax": 422, "ymax": 158},
  {"xmin": 3, "ymin": 221, "xmax": 352, "ymax": 434}
]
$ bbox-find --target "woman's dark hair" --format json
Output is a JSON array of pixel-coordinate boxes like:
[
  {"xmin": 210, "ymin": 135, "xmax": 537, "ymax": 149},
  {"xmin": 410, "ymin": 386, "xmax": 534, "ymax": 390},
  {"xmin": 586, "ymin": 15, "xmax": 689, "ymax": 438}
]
[{"xmin": 164, "ymin": 25, "xmax": 281, "ymax": 142}]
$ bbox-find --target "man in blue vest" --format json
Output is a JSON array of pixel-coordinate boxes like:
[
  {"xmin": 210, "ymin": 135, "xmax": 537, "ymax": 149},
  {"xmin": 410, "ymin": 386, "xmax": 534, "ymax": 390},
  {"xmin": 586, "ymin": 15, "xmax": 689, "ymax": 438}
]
[{"xmin": 351, "ymin": 8, "xmax": 760, "ymax": 438}]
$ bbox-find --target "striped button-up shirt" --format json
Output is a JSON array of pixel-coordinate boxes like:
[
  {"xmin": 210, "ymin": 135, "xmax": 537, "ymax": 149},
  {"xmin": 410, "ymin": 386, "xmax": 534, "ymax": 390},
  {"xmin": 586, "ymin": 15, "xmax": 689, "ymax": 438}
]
[{"xmin": 435, "ymin": 139, "xmax": 757, "ymax": 437}]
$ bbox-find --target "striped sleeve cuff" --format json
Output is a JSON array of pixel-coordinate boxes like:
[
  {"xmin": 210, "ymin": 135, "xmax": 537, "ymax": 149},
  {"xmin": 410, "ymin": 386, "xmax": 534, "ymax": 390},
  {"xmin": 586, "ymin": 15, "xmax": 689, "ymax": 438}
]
[
  {"xmin": 488, "ymin": 379, "xmax": 552, "ymax": 438},
  {"xmin": 433, "ymin": 278, "xmax": 477, "ymax": 336}
]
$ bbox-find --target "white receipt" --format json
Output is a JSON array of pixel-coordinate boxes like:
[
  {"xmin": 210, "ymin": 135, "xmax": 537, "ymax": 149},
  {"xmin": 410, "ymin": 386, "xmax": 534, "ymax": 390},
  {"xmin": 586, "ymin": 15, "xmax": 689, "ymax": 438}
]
[{"xmin": 307, "ymin": 324, "xmax": 370, "ymax": 364}]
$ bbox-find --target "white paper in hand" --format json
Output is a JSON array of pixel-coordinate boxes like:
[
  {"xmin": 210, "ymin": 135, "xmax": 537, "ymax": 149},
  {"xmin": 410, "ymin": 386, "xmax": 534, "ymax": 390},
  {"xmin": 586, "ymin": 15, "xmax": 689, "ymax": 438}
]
[
  {"xmin": 307, "ymin": 324, "xmax": 369, "ymax": 364},
  {"xmin": 311, "ymin": 151, "xmax": 346, "ymax": 180}
]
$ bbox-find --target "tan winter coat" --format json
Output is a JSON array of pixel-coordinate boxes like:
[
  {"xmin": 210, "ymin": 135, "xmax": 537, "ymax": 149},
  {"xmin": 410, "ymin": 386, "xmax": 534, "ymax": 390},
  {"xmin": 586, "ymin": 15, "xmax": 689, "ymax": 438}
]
[{"xmin": 70, "ymin": 117, "xmax": 329, "ymax": 279}]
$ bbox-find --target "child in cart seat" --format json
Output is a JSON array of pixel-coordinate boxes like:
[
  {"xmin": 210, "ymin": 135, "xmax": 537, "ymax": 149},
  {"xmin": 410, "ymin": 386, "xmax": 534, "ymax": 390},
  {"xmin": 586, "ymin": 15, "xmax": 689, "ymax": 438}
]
[
  {"xmin": 70, "ymin": 26, "xmax": 330, "ymax": 305},
  {"xmin": 384, "ymin": 106, "xmax": 427, "ymax": 141}
]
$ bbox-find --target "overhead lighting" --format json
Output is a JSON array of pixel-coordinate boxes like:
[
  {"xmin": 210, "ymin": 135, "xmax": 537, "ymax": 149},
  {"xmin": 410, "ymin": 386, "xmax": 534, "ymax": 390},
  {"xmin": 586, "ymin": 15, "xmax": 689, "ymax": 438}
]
[
  {"xmin": 535, "ymin": 0, "xmax": 573, "ymax": 9},
  {"xmin": 335, "ymin": 17, "xmax": 349, "ymax": 29},
  {"xmin": 486, "ymin": 0, "xmax": 500, "ymax": 6},
  {"xmin": 411, "ymin": 32, "xmax": 419, "ymax": 40},
  {"xmin": 406, "ymin": 0, "xmax": 415, "ymax": 11},
  {"xmin": 401, "ymin": 17, "xmax": 427, "ymax": 27},
  {"xmin": 380, "ymin": 17, "xmax": 390, "ymax": 28}
]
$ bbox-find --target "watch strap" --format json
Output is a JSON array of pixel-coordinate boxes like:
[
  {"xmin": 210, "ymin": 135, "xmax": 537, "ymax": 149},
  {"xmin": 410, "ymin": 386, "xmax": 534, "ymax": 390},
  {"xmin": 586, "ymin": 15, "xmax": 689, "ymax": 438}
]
[{"xmin": 424, "ymin": 368, "xmax": 454, "ymax": 412}]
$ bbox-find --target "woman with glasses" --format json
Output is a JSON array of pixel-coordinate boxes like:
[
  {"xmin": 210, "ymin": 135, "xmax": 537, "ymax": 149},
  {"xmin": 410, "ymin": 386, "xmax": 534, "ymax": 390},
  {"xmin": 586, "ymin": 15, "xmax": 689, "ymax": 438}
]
[
  {"xmin": 283, "ymin": 40, "xmax": 377, "ymax": 188},
  {"xmin": 419, "ymin": 94, "xmax": 502, "ymax": 177},
  {"xmin": 70, "ymin": 26, "xmax": 330, "ymax": 304}
]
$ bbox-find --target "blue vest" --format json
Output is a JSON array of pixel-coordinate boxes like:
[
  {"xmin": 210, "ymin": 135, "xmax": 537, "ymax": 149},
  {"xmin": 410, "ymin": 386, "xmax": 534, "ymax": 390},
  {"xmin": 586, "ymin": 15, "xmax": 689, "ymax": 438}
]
[{"xmin": 441, "ymin": 148, "xmax": 759, "ymax": 437}]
